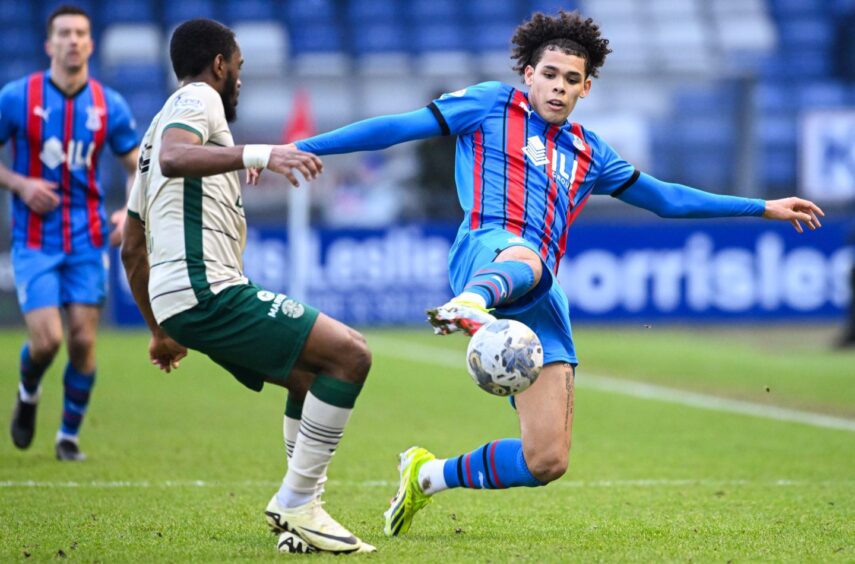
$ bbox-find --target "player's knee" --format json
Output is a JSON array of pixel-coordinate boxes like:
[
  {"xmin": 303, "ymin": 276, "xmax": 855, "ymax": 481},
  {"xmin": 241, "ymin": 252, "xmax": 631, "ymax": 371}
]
[
  {"xmin": 346, "ymin": 330, "xmax": 372, "ymax": 382},
  {"xmin": 30, "ymin": 332, "xmax": 62, "ymax": 361},
  {"xmin": 328, "ymin": 329, "xmax": 371, "ymax": 384},
  {"xmin": 68, "ymin": 332, "xmax": 96, "ymax": 358},
  {"xmin": 525, "ymin": 447, "xmax": 568, "ymax": 484}
]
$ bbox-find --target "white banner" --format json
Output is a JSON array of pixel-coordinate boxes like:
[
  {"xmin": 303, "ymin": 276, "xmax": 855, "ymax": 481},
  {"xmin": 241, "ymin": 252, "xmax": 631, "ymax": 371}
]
[{"xmin": 800, "ymin": 110, "xmax": 855, "ymax": 202}]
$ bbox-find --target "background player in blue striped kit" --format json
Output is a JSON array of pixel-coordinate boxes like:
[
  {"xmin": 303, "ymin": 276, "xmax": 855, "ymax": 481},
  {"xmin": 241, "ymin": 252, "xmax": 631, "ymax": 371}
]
[
  {"xmin": 286, "ymin": 11, "xmax": 825, "ymax": 535},
  {"xmin": 0, "ymin": 5, "xmax": 139, "ymax": 460}
]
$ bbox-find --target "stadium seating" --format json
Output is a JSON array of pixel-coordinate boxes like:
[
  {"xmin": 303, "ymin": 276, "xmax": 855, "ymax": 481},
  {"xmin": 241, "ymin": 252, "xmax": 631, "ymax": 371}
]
[{"xmin": 0, "ymin": 0, "xmax": 852, "ymax": 198}]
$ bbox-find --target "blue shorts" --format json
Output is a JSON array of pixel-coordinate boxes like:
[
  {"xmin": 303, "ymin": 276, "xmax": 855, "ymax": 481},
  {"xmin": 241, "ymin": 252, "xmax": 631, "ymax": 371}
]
[
  {"xmin": 11, "ymin": 247, "xmax": 108, "ymax": 313},
  {"xmin": 448, "ymin": 228, "xmax": 577, "ymax": 366}
]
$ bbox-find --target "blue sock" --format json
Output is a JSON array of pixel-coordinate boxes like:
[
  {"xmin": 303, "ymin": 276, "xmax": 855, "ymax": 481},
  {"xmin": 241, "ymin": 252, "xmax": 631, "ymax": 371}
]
[
  {"xmin": 463, "ymin": 262, "xmax": 535, "ymax": 309},
  {"xmin": 61, "ymin": 364, "xmax": 96, "ymax": 438},
  {"xmin": 20, "ymin": 343, "xmax": 51, "ymax": 396},
  {"xmin": 442, "ymin": 439, "xmax": 542, "ymax": 489}
]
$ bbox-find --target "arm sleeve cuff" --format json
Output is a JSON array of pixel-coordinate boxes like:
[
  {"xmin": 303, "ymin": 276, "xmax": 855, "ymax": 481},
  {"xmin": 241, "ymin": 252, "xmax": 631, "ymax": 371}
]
[
  {"xmin": 609, "ymin": 169, "xmax": 640, "ymax": 198},
  {"xmin": 427, "ymin": 102, "xmax": 450, "ymax": 136}
]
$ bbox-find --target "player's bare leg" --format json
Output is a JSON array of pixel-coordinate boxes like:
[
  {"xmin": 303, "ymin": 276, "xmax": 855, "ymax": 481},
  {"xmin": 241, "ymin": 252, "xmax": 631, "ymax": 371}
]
[
  {"xmin": 263, "ymin": 314, "xmax": 376, "ymax": 553},
  {"xmin": 11, "ymin": 307, "xmax": 63, "ymax": 450},
  {"xmin": 515, "ymin": 362, "xmax": 575, "ymax": 483},
  {"xmin": 54, "ymin": 304, "xmax": 101, "ymax": 460}
]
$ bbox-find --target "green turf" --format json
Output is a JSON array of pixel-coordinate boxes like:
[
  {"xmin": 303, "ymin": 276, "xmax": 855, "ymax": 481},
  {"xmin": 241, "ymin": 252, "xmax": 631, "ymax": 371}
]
[{"xmin": 0, "ymin": 328, "xmax": 852, "ymax": 562}]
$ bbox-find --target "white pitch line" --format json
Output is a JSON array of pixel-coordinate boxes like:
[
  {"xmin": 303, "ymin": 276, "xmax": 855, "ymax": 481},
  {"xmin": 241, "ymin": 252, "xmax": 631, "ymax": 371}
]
[
  {"xmin": 367, "ymin": 335, "xmax": 855, "ymax": 433},
  {"xmin": 1, "ymin": 479, "xmax": 849, "ymax": 489}
]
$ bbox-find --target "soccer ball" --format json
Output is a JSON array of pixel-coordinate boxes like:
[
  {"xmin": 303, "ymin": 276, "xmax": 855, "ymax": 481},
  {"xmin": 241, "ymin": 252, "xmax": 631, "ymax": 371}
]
[{"xmin": 466, "ymin": 319, "xmax": 543, "ymax": 396}]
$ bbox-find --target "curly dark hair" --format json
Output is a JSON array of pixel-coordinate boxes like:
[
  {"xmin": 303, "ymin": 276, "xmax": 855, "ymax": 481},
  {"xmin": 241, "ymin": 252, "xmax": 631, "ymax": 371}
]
[
  {"xmin": 170, "ymin": 19, "xmax": 238, "ymax": 80},
  {"xmin": 511, "ymin": 11, "xmax": 611, "ymax": 78}
]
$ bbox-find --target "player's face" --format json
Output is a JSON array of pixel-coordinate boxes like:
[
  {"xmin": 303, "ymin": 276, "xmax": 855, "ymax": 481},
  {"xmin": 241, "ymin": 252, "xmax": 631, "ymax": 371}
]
[
  {"xmin": 221, "ymin": 48, "xmax": 243, "ymax": 123},
  {"xmin": 45, "ymin": 15, "xmax": 93, "ymax": 72},
  {"xmin": 524, "ymin": 49, "xmax": 592, "ymax": 125}
]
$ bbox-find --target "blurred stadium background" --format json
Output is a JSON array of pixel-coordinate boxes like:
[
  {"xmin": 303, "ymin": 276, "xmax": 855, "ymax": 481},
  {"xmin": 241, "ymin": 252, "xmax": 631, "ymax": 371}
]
[{"xmin": 0, "ymin": 0, "xmax": 853, "ymax": 336}]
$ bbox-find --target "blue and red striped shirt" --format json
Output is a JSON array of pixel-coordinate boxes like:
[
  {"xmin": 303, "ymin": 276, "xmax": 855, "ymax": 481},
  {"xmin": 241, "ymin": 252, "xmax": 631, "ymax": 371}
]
[
  {"xmin": 430, "ymin": 82, "xmax": 636, "ymax": 273},
  {"xmin": 0, "ymin": 70, "xmax": 138, "ymax": 252}
]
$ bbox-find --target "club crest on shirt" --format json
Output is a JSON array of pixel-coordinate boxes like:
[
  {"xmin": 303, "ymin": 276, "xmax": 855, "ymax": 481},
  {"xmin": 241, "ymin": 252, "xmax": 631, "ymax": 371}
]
[
  {"xmin": 571, "ymin": 134, "xmax": 586, "ymax": 152},
  {"xmin": 86, "ymin": 105, "xmax": 105, "ymax": 131}
]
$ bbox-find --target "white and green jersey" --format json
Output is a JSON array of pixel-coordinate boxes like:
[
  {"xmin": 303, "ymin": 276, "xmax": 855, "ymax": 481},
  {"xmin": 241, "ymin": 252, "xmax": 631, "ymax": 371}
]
[{"xmin": 127, "ymin": 82, "xmax": 248, "ymax": 324}]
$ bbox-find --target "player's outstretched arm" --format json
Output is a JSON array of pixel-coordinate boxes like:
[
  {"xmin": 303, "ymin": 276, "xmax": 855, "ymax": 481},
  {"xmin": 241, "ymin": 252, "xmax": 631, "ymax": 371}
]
[
  {"xmin": 159, "ymin": 128, "xmax": 322, "ymax": 187},
  {"xmin": 295, "ymin": 107, "xmax": 443, "ymax": 156},
  {"xmin": 615, "ymin": 172, "xmax": 824, "ymax": 232},
  {"xmin": 120, "ymin": 214, "xmax": 187, "ymax": 373}
]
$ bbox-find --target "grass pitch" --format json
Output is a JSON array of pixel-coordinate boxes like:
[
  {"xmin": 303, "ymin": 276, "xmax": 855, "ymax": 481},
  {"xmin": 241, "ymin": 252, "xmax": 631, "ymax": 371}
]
[{"xmin": 0, "ymin": 326, "xmax": 853, "ymax": 562}]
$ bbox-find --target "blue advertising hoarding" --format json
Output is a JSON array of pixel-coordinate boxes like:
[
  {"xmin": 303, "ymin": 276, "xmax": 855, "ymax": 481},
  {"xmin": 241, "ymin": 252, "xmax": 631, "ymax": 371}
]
[{"xmin": 111, "ymin": 219, "xmax": 853, "ymax": 326}]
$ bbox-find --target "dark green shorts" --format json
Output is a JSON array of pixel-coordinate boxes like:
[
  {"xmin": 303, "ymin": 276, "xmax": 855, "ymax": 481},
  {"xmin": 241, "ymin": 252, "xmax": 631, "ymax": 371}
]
[{"xmin": 161, "ymin": 284, "xmax": 319, "ymax": 392}]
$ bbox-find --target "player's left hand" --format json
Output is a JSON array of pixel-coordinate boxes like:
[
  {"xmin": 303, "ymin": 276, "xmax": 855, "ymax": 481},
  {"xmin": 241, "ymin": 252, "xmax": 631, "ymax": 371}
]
[
  {"xmin": 109, "ymin": 208, "xmax": 127, "ymax": 246},
  {"xmin": 149, "ymin": 334, "xmax": 188, "ymax": 373},
  {"xmin": 762, "ymin": 197, "xmax": 824, "ymax": 233}
]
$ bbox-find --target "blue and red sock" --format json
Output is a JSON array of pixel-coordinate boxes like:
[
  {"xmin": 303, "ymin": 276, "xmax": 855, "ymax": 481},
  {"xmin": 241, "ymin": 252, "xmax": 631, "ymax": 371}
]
[
  {"xmin": 442, "ymin": 439, "xmax": 541, "ymax": 489},
  {"xmin": 61, "ymin": 363, "xmax": 96, "ymax": 438},
  {"xmin": 463, "ymin": 262, "xmax": 535, "ymax": 309}
]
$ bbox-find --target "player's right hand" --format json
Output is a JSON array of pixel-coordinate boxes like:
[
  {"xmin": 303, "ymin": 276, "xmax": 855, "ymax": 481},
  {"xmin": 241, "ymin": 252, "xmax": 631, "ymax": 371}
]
[
  {"xmin": 16, "ymin": 177, "xmax": 60, "ymax": 214},
  {"xmin": 149, "ymin": 334, "xmax": 188, "ymax": 374},
  {"xmin": 267, "ymin": 144, "xmax": 323, "ymax": 187}
]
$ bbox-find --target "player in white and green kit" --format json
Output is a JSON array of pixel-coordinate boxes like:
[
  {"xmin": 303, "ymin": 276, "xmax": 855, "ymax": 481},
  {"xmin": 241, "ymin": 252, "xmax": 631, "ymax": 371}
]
[{"xmin": 121, "ymin": 19, "xmax": 375, "ymax": 555}]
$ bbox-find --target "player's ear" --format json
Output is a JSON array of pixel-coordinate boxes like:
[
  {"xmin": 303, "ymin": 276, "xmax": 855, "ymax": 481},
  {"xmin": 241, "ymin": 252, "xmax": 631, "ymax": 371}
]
[
  {"xmin": 580, "ymin": 77, "xmax": 592, "ymax": 98},
  {"xmin": 44, "ymin": 39, "xmax": 53, "ymax": 58},
  {"xmin": 524, "ymin": 65, "xmax": 535, "ymax": 87},
  {"xmin": 213, "ymin": 53, "xmax": 226, "ymax": 79}
]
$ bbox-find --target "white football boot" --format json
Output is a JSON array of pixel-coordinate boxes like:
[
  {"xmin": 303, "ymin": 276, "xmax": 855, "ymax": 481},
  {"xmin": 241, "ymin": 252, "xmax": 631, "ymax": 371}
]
[{"xmin": 265, "ymin": 495, "xmax": 376, "ymax": 554}]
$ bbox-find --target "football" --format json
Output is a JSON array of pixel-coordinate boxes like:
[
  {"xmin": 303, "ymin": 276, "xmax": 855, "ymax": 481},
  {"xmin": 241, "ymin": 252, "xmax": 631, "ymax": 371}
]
[{"xmin": 466, "ymin": 319, "xmax": 543, "ymax": 396}]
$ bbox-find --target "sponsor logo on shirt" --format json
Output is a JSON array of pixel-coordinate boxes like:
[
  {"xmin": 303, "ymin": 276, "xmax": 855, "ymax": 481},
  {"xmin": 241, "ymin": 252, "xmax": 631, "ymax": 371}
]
[
  {"xmin": 523, "ymin": 136, "xmax": 548, "ymax": 166},
  {"xmin": 39, "ymin": 137, "xmax": 96, "ymax": 170},
  {"xmin": 174, "ymin": 94, "xmax": 205, "ymax": 111}
]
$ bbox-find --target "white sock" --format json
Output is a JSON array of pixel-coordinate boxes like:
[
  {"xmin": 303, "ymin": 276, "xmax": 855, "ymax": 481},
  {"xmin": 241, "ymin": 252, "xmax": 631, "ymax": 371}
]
[
  {"xmin": 454, "ymin": 292, "xmax": 487, "ymax": 309},
  {"xmin": 283, "ymin": 415, "xmax": 299, "ymax": 460},
  {"xmin": 284, "ymin": 414, "xmax": 328, "ymax": 497},
  {"xmin": 280, "ymin": 391, "xmax": 351, "ymax": 508},
  {"xmin": 18, "ymin": 382, "xmax": 40, "ymax": 404},
  {"xmin": 55, "ymin": 431, "xmax": 79, "ymax": 444},
  {"xmin": 276, "ymin": 482, "xmax": 315, "ymax": 509},
  {"xmin": 418, "ymin": 458, "xmax": 448, "ymax": 495}
]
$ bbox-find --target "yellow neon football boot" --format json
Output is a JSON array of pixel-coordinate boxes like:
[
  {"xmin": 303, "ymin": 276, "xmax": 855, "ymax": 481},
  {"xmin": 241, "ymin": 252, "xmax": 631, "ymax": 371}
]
[{"xmin": 383, "ymin": 446, "xmax": 436, "ymax": 537}]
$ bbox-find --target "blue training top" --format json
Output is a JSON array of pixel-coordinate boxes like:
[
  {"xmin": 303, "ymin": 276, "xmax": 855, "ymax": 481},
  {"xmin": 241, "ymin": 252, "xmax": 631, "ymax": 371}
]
[{"xmin": 297, "ymin": 81, "xmax": 766, "ymax": 273}]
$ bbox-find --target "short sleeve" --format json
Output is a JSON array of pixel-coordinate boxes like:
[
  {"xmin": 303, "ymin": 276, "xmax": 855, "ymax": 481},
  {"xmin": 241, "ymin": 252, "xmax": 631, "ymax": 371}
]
[
  {"xmin": 126, "ymin": 169, "xmax": 144, "ymax": 223},
  {"xmin": 428, "ymin": 81, "xmax": 504, "ymax": 136},
  {"xmin": 106, "ymin": 90, "xmax": 139, "ymax": 155},
  {"xmin": 160, "ymin": 83, "xmax": 222, "ymax": 144},
  {"xmin": 587, "ymin": 129, "xmax": 638, "ymax": 196},
  {"xmin": 0, "ymin": 81, "xmax": 21, "ymax": 145}
]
